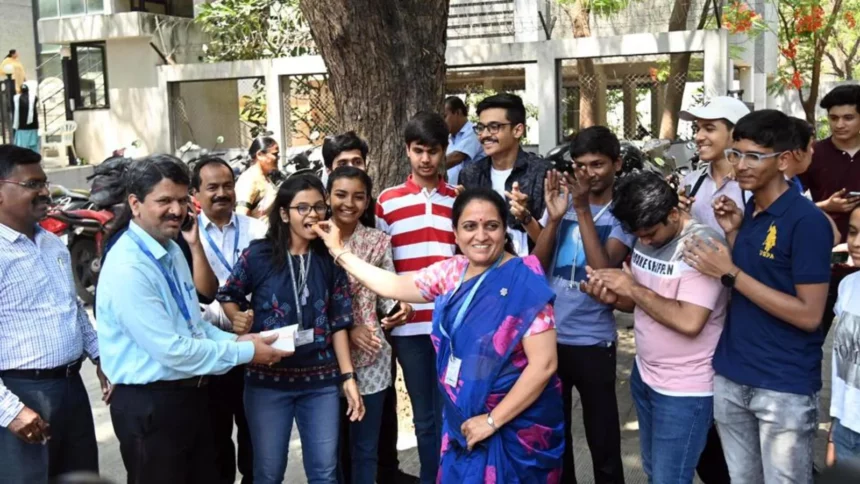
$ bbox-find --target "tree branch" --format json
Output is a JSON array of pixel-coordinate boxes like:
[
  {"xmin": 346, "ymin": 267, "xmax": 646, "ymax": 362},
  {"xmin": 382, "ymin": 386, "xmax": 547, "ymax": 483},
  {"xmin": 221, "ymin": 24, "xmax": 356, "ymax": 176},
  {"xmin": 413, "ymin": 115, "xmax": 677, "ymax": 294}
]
[{"xmin": 826, "ymin": 51, "xmax": 846, "ymax": 78}]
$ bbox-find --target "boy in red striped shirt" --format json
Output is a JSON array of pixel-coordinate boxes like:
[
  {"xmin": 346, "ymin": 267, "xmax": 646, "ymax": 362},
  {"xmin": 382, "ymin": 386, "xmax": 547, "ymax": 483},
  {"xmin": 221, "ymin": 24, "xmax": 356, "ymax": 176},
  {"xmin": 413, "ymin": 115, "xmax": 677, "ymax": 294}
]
[{"xmin": 375, "ymin": 111, "xmax": 456, "ymax": 483}]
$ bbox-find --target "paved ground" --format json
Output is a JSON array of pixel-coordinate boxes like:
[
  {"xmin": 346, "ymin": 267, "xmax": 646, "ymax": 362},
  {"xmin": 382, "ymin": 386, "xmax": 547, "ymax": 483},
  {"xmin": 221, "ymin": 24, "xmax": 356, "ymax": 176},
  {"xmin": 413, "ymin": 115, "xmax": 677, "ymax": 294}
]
[{"xmin": 83, "ymin": 311, "xmax": 833, "ymax": 483}]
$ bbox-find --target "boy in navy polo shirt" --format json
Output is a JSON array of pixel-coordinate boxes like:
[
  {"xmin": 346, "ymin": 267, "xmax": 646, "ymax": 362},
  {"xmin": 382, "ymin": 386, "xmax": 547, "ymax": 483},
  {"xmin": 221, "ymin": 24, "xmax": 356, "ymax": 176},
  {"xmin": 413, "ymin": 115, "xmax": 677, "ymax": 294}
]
[{"xmin": 682, "ymin": 110, "xmax": 832, "ymax": 483}]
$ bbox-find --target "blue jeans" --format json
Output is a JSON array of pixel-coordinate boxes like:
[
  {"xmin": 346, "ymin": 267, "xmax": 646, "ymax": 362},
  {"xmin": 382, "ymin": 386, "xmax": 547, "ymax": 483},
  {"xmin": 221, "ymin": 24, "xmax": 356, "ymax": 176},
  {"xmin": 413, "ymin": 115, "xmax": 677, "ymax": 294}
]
[
  {"xmin": 393, "ymin": 335, "xmax": 443, "ymax": 484},
  {"xmin": 832, "ymin": 418, "xmax": 860, "ymax": 465},
  {"xmin": 348, "ymin": 390, "xmax": 387, "ymax": 484},
  {"xmin": 0, "ymin": 373, "xmax": 98, "ymax": 484},
  {"xmin": 245, "ymin": 384, "xmax": 340, "ymax": 484},
  {"xmin": 630, "ymin": 362, "xmax": 713, "ymax": 483},
  {"xmin": 713, "ymin": 374, "xmax": 818, "ymax": 484}
]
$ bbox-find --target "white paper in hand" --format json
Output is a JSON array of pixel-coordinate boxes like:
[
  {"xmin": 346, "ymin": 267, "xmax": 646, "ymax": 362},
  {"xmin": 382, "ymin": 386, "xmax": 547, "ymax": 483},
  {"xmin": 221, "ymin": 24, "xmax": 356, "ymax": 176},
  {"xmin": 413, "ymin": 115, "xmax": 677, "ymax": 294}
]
[{"xmin": 260, "ymin": 325, "xmax": 298, "ymax": 352}]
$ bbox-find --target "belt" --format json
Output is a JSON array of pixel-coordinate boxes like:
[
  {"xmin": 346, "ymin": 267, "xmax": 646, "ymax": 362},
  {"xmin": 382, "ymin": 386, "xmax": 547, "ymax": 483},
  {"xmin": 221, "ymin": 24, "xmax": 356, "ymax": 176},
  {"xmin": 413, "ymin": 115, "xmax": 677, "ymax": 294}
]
[
  {"xmin": 0, "ymin": 359, "xmax": 83, "ymax": 380},
  {"xmin": 133, "ymin": 376, "xmax": 210, "ymax": 389}
]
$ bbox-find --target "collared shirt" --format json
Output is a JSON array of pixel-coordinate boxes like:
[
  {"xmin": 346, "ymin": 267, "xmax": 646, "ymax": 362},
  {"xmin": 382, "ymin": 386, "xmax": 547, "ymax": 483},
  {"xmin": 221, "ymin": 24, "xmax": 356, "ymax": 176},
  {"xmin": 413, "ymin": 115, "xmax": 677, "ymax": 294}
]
[
  {"xmin": 713, "ymin": 188, "xmax": 832, "ymax": 395},
  {"xmin": 198, "ymin": 212, "xmax": 267, "ymax": 330},
  {"xmin": 96, "ymin": 222, "xmax": 254, "ymax": 385},
  {"xmin": 446, "ymin": 121, "xmax": 484, "ymax": 186},
  {"xmin": 376, "ymin": 175, "xmax": 457, "ymax": 336},
  {"xmin": 799, "ymin": 137, "xmax": 860, "ymax": 243},
  {"xmin": 683, "ymin": 163, "xmax": 749, "ymax": 235},
  {"xmin": 0, "ymin": 222, "xmax": 99, "ymax": 427}
]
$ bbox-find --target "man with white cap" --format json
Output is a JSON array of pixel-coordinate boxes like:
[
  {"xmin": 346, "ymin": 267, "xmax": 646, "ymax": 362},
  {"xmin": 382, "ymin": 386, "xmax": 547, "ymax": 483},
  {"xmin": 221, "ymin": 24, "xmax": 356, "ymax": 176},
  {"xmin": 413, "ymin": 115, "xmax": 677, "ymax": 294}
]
[
  {"xmin": 677, "ymin": 96, "xmax": 750, "ymax": 484},
  {"xmin": 678, "ymin": 96, "xmax": 751, "ymax": 232}
]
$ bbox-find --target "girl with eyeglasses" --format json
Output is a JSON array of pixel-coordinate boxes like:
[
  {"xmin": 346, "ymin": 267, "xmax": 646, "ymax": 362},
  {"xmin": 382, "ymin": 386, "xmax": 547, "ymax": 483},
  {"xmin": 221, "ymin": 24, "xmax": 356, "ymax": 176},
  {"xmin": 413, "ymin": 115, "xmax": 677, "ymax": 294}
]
[{"xmin": 216, "ymin": 174, "xmax": 364, "ymax": 484}]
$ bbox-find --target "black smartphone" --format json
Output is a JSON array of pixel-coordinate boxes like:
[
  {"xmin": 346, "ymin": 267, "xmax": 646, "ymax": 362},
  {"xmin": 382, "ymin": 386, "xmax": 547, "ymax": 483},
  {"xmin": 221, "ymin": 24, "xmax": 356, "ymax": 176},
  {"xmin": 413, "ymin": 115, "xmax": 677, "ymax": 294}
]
[
  {"xmin": 385, "ymin": 303, "xmax": 401, "ymax": 319},
  {"xmin": 554, "ymin": 157, "xmax": 575, "ymax": 176},
  {"xmin": 180, "ymin": 209, "xmax": 195, "ymax": 232}
]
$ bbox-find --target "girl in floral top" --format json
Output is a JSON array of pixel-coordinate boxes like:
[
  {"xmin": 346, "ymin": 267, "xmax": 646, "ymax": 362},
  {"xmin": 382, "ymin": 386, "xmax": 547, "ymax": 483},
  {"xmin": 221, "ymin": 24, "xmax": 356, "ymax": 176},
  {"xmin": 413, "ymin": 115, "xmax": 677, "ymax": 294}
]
[
  {"xmin": 217, "ymin": 174, "xmax": 363, "ymax": 484},
  {"xmin": 326, "ymin": 167, "xmax": 413, "ymax": 484}
]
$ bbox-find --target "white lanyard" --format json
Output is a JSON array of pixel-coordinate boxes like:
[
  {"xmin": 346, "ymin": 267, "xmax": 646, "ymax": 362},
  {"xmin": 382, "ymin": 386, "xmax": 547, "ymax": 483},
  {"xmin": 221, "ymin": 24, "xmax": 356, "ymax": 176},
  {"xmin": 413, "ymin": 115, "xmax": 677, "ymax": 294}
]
[
  {"xmin": 286, "ymin": 252, "xmax": 312, "ymax": 322},
  {"xmin": 569, "ymin": 204, "xmax": 612, "ymax": 289}
]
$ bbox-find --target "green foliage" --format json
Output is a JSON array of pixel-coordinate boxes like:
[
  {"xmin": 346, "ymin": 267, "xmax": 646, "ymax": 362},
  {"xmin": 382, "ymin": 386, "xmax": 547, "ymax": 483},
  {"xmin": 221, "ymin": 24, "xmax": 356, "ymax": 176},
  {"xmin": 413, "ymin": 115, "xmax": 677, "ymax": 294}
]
[
  {"xmin": 463, "ymin": 88, "xmax": 539, "ymax": 144},
  {"xmin": 556, "ymin": 0, "xmax": 634, "ymax": 16},
  {"xmin": 240, "ymin": 79, "xmax": 268, "ymax": 138},
  {"xmin": 195, "ymin": 0, "xmax": 315, "ymax": 62}
]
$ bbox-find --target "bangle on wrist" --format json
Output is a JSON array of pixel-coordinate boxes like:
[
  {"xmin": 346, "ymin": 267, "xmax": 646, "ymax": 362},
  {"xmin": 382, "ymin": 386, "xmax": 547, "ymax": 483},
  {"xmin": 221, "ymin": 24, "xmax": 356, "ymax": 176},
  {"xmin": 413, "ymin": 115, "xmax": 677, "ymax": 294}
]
[
  {"xmin": 333, "ymin": 249, "xmax": 350, "ymax": 265},
  {"xmin": 341, "ymin": 371, "xmax": 356, "ymax": 384}
]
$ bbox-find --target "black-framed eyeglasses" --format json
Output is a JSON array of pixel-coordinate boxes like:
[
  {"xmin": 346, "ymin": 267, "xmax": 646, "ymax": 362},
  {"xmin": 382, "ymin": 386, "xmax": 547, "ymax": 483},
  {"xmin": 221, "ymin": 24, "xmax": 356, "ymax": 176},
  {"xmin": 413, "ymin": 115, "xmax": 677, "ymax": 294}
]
[
  {"xmin": 290, "ymin": 202, "xmax": 328, "ymax": 216},
  {"xmin": 724, "ymin": 149, "xmax": 786, "ymax": 167},
  {"xmin": 473, "ymin": 122, "xmax": 513, "ymax": 136},
  {"xmin": 0, "ymin": 179, "xmax": 51, "ymax": 191}
]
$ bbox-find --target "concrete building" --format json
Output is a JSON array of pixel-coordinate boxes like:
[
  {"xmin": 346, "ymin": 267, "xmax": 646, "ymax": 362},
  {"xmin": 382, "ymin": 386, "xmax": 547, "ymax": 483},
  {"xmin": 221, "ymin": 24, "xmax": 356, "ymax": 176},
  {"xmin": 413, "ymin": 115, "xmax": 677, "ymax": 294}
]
[{"xmin": 0, "ymin": 0, "xmax": 38, "ymax": 81}]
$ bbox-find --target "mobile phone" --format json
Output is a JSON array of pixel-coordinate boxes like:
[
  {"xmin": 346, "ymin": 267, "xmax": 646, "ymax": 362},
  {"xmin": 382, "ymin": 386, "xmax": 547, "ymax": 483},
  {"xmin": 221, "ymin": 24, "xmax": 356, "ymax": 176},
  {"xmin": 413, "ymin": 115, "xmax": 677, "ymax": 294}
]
[
  {"xmin": 385, "ymin": 303, "xmax": 401, "ymax": 319},
  {"xmin": 180, "ymin": 209, "xmax": 195, "ymax": 231},
  {"xmin": 848, "ymin": 191, "xmax": 860, "ymax": 197},
  {"xmin": 554, "ymin": 157, "xmax": 575, "ymax": 176},
  {"xmin": 682, "ymin": 184, "xmax": 692, "ymax": 196}
]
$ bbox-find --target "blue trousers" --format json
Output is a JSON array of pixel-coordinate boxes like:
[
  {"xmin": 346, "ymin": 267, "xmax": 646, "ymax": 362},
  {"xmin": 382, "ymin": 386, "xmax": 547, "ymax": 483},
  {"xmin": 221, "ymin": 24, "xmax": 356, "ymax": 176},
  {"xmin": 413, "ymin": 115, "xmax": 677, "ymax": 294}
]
[
  {"xmin": 631, "ymin": 362, "xmax": 713, "ymax": 484},
  {"xmin": 245, "ymin": 384, "xmax": 340, "ymax": 484},
  {"xmin": 0, "ymin": 373, "xmax": 97, "ymax": 484}
]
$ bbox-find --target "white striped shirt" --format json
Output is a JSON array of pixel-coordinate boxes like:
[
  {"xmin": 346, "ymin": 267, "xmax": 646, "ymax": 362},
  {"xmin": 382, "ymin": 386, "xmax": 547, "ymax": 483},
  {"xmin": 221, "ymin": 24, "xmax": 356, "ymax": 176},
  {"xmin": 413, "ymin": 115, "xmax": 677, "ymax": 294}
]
[
  {"xmin": 0, "ymin": 222, "xmax": 99, "ymax": 427},
  {"xmin": 376, "ymin": 176, "xmax": 457, "ymax": 336}
]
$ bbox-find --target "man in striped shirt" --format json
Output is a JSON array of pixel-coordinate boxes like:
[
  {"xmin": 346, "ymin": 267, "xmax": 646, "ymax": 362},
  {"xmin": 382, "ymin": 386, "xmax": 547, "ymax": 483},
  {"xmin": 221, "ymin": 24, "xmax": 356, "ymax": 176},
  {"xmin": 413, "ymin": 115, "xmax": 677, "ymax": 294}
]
[{"xmin": 376, "ymin": 112, "xmax": 457, "ymax": 483}]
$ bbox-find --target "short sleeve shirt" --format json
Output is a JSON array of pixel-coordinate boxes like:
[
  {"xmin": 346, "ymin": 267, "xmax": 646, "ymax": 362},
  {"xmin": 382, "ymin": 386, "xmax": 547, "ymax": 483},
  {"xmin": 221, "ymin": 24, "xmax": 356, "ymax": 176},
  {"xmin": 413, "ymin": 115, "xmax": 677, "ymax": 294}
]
[
  {"xmin": 831, "ymin": 272, "xmax": 860, "ymax": 434},
  {"xmin": 631, "ymin": 221, "xmax": 728, "ymax": 395},
  {"xmin": 550, "ymin": 203, "xmax": 635, "ymax": 346},
  {"xmin": 713, "ymin": 188, "xmax": 832, "ymax": 395},
  {"xmin": 683, "ymin": 164, "xmax": 748, "ymax": 235},
  {"xmin": 446, "ymin": 121, "xmax": 484, "ymax": 186},
  {"xmin": 800, "ymin": 137, "xmax": 860, "ymax": 243}
]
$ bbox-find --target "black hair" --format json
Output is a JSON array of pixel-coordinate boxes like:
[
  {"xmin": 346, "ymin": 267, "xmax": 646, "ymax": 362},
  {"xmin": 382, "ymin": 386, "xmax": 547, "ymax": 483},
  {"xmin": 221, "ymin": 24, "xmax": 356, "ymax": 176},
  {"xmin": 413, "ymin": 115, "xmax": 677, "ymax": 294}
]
[
  {"xmin": 476, "ymin": 93, "xmax": 527, "ymax": 127},
  {"xmin": 732, "ymin": 110, "xmax": 796, "ymax": 153},
  {"xmin": 248, "ymin": 136, "xmax": 278, "ymax": 161},
  {"xmin": 569, "ymin": 125, "xmax": 621, "ymax": 161},
  {"xmin": 820, "ymin": 84, "xmax": 860, "ymax": 113},
  {"xmin": 789, "ymin": 117, "xmax": 814, "ymax": 151},
  {"xmin": 404, "ymin": 111, "xmax": 449, "ymax": 149},
  {"xmin": 611, "ymin": 171, "xmax": 679, "ymax": 233},
  {"xmin": 322, "ymin": 131, "xmax": 369, "ymax": 170},
  {"xmin": 451, "ymin": 187, "xmax": 516, "ymax": 255},
  {"xmin": 444, "ymin": 96, "xmax": 468, "ymax": 116},
  {"xmin": 191, "ymin": 155, "xmax": 234, "ymax": 191},
  {"xmin": 105, "ymin": 154, "xmax": 191, "ymax": 244},
  {"xmin": 6, "ymin": 50, "xmax": 15, "ymax": 58},
  {"xmin": 326, "ymin": 166, "xmax": 376, "ymax": 228},
  {"xmin": 266, "ymin": 174, "xmax": 328, "ymax": 268},
  {"xmin": 0, "ymin": 144, "xmax": 42, "ymax": 179}
]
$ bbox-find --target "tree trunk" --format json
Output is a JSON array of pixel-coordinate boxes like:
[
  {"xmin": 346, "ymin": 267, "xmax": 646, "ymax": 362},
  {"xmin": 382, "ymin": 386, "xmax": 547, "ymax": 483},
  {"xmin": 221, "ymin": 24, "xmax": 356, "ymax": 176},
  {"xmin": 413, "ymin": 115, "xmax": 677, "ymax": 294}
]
[
  {"xmin": 801, "ymin": 0, "xmax": 844, "ymax": 124},
  {"xmin": 566, "ymin": 2, "xmax": 599, "ymax": 129},
  {"xmin": 298, "ymin": 0, "xmax": 449, "ymax": 192},
  {"xmin": 658, "ymin": 0, "xmax": 705, "ymax": 139}
]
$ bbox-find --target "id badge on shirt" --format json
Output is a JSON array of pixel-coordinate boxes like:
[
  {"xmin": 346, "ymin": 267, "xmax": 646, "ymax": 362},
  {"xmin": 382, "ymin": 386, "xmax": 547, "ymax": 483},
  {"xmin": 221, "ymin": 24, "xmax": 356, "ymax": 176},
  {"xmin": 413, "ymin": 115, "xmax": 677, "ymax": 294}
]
[
  {"xmin": 444, "ymin": 355, "xmax": 462, "ymax": 386},
  {"xmin": 295, "ymin": 328, "xmax": 314, "ymax": 347}
]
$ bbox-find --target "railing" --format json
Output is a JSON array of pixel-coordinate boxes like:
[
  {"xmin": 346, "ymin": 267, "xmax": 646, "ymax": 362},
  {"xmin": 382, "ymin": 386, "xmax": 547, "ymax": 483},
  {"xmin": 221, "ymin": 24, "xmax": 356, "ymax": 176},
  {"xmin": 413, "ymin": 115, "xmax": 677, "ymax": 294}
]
[{"xmin": 40, "ymin": 86, "xmax": 67, "ymax": 141}]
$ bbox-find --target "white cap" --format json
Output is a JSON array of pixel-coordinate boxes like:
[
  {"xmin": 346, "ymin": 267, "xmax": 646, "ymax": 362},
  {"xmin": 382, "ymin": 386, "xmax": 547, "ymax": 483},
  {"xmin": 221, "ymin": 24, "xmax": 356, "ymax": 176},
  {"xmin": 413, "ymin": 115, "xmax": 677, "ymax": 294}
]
[{"xmin": 679, "ymin": 96, "xmax": 751, "ymax": 125}]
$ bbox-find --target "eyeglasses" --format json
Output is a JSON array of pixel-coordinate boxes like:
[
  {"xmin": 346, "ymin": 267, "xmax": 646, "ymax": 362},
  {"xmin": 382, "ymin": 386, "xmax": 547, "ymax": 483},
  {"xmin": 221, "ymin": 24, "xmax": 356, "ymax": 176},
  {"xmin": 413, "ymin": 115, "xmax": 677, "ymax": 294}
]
[
  {"xmin": 290, "ymin": 202, "xmax": 328, "ymax": 216},
  {"xmin": 473, "ymin": 122, "xmax": 513, "ymax": 136},
  {"xmin": 0, "ymin": 179, "xmax": 51, "ymax": 191},
  {"xmin": 724, "ymin": 149, "xmax": 786, "ymax": 167}
]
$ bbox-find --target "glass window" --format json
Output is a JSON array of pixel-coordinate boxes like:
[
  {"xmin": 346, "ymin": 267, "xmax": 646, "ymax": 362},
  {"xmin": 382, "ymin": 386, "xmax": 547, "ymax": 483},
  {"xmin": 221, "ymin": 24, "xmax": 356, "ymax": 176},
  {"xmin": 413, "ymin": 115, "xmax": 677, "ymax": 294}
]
[
  {"xmin": 86, "ymin": 0, "xmax": 104, "ymax": 13},
  {"xmin": 60, "ymin": 0, "xmax": 86, "ymax": 16},
  {"xmin": 38, "ymin": 0, "xmax": 58, "ymax": 18},
  {"xmin": 72, "ymin": 43, "xmax": 109, "ymax": 110}
]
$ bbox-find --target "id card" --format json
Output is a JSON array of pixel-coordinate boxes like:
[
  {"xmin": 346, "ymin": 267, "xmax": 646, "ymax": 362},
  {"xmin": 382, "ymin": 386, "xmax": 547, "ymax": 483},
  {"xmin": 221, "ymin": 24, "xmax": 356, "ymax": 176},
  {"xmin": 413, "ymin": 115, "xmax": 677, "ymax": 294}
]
[
  {"xmin": 444, "ymin": 355, "xmax": 462, "ymax": 386},
  {"xmin": 295, "ymin": 328, "xmax": 314, "ymax": 347}
]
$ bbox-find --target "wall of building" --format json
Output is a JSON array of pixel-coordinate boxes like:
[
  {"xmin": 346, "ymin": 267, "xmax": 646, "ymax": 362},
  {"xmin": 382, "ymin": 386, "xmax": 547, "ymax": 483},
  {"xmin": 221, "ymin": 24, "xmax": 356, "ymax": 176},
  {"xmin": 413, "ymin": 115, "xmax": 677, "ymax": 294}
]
[{"xmin": 0, "ymin": 0, "xmax": 38, "ymax": 81}]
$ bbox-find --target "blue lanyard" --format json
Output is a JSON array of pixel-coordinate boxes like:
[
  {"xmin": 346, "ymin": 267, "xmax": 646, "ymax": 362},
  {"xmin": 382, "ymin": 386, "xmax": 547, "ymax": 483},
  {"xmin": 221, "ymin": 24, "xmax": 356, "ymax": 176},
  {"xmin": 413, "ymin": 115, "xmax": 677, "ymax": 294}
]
[
  {"xmin": 440, "ymin": 255, "xmax": 504, "ymax": 351},
  {"xmin": 127, "ymin": 230, "xmax": 197, "ymax": 334},
  {"xmin": 199, "ymin": 215, "xmax": 240, "ymax": 273}
]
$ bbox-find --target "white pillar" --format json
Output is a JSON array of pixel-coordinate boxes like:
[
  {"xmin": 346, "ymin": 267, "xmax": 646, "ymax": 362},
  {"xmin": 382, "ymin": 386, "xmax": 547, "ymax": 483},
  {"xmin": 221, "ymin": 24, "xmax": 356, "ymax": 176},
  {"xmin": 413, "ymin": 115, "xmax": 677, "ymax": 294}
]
[
  {"xmin": 537, "ymin": 50, "xmax": 559, "ymax": 154},
  {"xmin": 703, "ymin": 30, "xmax": 730, "ymax": 99}
]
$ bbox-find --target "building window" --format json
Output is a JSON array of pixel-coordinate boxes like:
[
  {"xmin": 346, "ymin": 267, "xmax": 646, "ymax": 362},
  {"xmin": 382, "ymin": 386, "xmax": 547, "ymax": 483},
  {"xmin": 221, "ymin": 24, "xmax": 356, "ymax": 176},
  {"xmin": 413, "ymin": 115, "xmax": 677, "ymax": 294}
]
[
  {"xmin": 37, "ymin": 0, "xmax": 104, "ymax": 19},
  {"xmin": 71, "ymin": 43, "xmax": 109, "ymax": 110}
]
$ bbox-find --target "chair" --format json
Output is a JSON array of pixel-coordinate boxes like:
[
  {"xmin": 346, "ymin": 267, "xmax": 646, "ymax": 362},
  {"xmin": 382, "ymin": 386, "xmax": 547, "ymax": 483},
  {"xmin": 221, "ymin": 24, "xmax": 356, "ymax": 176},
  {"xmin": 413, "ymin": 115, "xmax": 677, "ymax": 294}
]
[{"xmin": 42, "ymin": 120, "xmax": 77, "ymax": 166}]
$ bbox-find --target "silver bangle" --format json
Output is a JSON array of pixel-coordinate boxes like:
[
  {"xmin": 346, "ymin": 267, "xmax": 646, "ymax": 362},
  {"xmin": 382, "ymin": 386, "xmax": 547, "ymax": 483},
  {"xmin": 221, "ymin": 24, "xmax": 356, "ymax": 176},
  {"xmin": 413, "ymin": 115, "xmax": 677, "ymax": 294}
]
[{"xmin": 333, "ymin": 250, "xmax": 350, "ymax": 265}]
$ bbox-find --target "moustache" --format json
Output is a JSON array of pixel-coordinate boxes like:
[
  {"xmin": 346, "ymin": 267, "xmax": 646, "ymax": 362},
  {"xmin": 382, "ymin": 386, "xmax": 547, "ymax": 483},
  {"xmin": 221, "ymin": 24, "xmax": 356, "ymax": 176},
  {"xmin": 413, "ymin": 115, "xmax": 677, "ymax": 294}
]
[
  {"xmin": 481, "ymin": 137, "xmax": 498, "ymax": 144},
  {"xmin": 212, "ymin": 197, "xmax": 233, "ymax": 205},
  {"xmin": 162, "ymin": 214, "xmax": 183, "ymax": 223}
]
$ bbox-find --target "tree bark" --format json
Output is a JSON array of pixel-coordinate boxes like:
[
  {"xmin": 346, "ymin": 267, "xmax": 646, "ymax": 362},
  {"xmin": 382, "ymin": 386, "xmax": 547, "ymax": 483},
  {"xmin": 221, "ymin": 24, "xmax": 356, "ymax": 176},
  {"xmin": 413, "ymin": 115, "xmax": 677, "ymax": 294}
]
[
  {"xmin": 800, "ymin": 0, "xmax": 843, "ymax": 124},
  {"xmin": 298, "ymin": 0, "xmax": 449, "ymax": 192},
  {"xmin": 564, "ymin": 2, "xmax": 599, "ymax": 129},
  {"xmin": 658, "ymin": 0, "xmax": 707, "ymax": 139}
]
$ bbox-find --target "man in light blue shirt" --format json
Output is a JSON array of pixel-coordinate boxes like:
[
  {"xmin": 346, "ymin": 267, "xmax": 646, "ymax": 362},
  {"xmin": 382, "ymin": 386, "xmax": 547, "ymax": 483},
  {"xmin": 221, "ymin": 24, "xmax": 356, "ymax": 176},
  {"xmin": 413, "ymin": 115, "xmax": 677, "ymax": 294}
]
[
  {"xmin": 443, "ymin": 96, "xmax": 483, "ymax": 185},
  {"xmin": 533, "ymin": 127, "xmax": 634, "ymax": 483},
  {"xmin": 97, "ymin": 154, "xmax": 288, "ymax": 484}
]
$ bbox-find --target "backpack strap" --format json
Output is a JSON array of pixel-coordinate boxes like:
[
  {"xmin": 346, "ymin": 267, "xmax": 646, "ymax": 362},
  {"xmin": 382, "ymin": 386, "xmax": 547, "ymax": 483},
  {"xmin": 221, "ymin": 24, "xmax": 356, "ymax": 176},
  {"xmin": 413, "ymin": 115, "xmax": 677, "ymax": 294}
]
[{"xmin": 688, "ymin": 168, "xmax": 709, "ymax": 198}]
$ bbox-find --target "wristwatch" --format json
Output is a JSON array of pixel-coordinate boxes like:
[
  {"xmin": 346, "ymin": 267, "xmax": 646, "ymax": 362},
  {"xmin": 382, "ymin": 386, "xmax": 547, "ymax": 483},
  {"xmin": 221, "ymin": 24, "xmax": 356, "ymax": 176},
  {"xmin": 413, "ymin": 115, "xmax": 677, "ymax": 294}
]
[
  {"xmin": 720, "ymin": 268, "xmax": 740, "ymax": 288},
  {"xmin": 521, "ymin": 211, "xmax": 533, "ymax": 226},
  {"xmin": 341, "ymin": 372, "xmax": 357, "ymax": 384},
  {"xmin": 487, "ymin": 413, "xmax": 498, "ymax": 431}
]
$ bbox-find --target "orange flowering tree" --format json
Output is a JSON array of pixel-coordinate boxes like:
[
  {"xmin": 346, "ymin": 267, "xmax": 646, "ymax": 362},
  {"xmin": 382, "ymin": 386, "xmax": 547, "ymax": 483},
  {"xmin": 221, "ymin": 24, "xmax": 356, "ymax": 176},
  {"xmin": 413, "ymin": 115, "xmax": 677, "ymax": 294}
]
[{"xmin": 723, "ymin": 0, "xmax": 859, "ymax": 123}]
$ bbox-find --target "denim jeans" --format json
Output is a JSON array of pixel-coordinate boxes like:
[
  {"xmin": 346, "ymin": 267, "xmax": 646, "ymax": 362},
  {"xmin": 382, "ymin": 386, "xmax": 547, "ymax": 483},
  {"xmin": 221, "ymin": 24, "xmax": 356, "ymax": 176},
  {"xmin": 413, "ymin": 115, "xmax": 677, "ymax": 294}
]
[
  {"xmin": 0, "ymin": 373, "xmax": 98, "ymax": 484},
  {"xmin": 832, "ymin": 418, "xmax": 860, "ymax": 464},
  {"xmin": 245, "ymin": 384, "xmax": 340, "ymax": 484},
  {"xmin": 713, "ymin": 374, "xmax": 818, "ymax": 484},
  {"xmin": 630, "ymin": 362, "xmax": 713, "ymax": 484},
  {"xmin": 347, "ymin": 390, "xmax": 387, "ymax": 484},
  {"xmin": 392, "ymin": 335, "xmax": 443, "ymax": 484}
]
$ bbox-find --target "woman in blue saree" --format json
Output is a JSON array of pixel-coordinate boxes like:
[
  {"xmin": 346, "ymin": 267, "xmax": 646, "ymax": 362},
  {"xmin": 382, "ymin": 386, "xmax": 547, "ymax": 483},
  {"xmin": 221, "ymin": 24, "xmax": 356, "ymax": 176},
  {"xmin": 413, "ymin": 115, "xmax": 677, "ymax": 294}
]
[{"xmin": 313, "ymin": 187, "xmax": 564, "ymax": 483}]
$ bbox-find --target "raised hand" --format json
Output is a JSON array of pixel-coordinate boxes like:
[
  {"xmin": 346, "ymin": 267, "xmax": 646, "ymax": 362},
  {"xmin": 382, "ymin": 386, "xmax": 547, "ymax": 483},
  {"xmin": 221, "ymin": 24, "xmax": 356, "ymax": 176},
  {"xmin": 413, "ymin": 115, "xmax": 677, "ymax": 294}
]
[
  {"xmin": 505, "ymin": 182, "xmax": 531, "ymax": 223},
  {"xmin": 544, "ymin": 170, "xmax": 570, "ymax": 223},
  {"xmin": 712, "ymin": 195, "xmax": 743, "ymax": 235},
  {"xmin": 311, "ymin": 221, "xmax": 345, "ymax": 254},
  {"xmin": 677, "ymin": 185, "xmax": 695, "ymax": 213},
  {"xmin": 568, "ymin": 165, "xmax": 591, "ymax": 210},
  {"xmin": 682, "ymin": 235, "xmax": 735, "ymax": 279}
]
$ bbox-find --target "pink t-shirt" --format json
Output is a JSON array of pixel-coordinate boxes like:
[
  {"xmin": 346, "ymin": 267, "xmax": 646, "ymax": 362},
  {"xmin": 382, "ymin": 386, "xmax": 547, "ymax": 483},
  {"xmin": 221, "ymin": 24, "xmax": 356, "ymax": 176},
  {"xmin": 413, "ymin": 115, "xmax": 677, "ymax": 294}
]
[
  {"xmin": 413, "ymin": 255, "xmax": 555, "ymax": 339},
  {"xmin": 631, "ymin": 222, "xmax": 728, "ymax": 396}
]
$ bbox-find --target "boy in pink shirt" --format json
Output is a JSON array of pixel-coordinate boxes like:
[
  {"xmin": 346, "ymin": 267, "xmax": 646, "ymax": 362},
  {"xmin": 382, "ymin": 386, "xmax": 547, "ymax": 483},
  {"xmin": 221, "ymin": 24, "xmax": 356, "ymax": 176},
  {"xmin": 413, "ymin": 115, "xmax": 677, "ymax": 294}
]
[{"xmin": 584, "ymin": 172, "xmax": 728, "ymax": 483}]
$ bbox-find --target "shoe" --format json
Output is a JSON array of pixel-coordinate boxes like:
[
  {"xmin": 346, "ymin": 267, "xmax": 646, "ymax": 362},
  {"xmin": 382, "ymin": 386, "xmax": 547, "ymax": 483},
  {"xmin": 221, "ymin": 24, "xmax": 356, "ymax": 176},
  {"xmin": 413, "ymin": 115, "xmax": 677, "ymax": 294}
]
[{"xmin": 377, "ymin": 469, "xmax": 419, "ymax": 484}]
